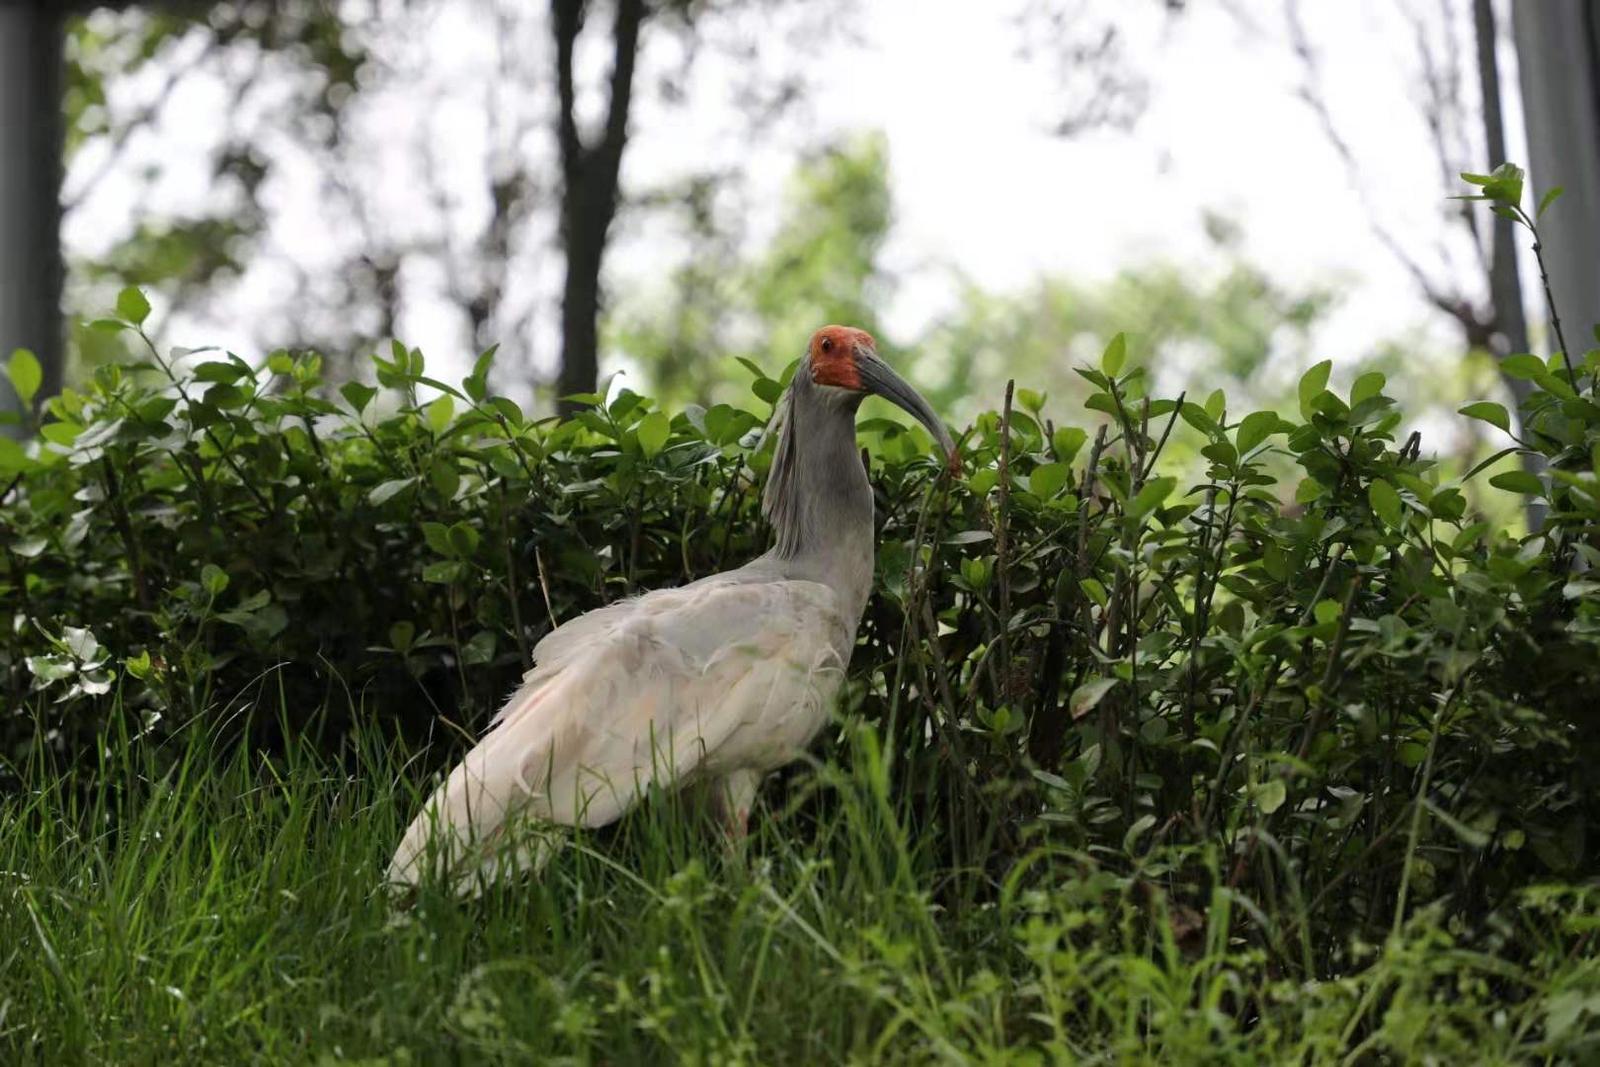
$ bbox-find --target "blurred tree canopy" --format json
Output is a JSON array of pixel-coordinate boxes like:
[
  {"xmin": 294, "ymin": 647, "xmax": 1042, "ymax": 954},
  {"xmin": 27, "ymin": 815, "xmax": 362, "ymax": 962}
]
[
  {"xmin": 608, "ymin": 133, "xmax": 895, "ymax": 407},
  {"xmin": 63, "ymin": 1, "xmax": 373, "ymax": 368},
  {"xmin": 46, "ymin": 0, "xmax": 1172, "ymax": 412},
  {"xmin": 610, "ymin": 135, "xmax": 1341, "ymax": 424},
  {"xmin": 59, "ymin": 0, "xmax": 837, "ymax": 402},
  {"xmin": 605, "ymin": 130, "xmax": 1518, "ymax": 529}
]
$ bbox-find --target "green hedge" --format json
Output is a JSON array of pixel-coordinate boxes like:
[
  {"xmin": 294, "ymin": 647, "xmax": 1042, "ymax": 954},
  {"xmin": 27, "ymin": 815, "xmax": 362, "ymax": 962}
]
[{"xmin": 4, "ymin": 245, "xmax": 1599, "ymax": 967}]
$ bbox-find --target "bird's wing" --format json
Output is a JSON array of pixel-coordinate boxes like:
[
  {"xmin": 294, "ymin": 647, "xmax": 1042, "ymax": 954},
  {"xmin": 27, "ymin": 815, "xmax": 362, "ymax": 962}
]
[{"xmin": 389, "ymin": 576, "xmax": 848, "ymax": 889}]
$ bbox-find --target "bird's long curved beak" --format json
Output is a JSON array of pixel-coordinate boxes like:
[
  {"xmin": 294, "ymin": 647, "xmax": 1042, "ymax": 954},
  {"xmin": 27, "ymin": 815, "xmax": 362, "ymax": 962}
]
[{"xmin": 857, "ymin": 355, "xmax": 960, "ymax": 474}]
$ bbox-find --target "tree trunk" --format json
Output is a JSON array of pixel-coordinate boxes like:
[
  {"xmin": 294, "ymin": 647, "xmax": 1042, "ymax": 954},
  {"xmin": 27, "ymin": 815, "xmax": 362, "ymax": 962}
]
[
  {"xmin": 552, "ymin": 0, "xmax": 646, "ymax": 413},
  {"xmin": 1476, "ymin": 0, "xmax": 1546, "ymax": 528},
  {"xmin": 1475, "ymin": 0, "xmax": 1529, "ymax": 360},
  {"xmin": 559, "ymin": 209, "xmax": 605, "ymax": 405},
  {"xmin": 0, "ymin": 1, "xmax": 66, "ymax": 433},
  {"xmin": 1514, "ymin": 0, "xmax": 1600, "ymax": 354}
]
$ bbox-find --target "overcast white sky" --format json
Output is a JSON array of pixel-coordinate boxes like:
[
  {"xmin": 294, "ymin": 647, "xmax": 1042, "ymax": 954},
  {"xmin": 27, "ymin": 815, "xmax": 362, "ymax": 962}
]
[{"xmin": 66, "ymin": 0, "xmax": 1532, "ymax": 395}]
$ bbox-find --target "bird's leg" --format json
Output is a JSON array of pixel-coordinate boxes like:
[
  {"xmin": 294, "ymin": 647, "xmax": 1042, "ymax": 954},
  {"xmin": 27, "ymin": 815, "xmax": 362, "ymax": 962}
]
[{"xmin": 711, "ymin": 769, "xmax": 763, "ymax": 843}]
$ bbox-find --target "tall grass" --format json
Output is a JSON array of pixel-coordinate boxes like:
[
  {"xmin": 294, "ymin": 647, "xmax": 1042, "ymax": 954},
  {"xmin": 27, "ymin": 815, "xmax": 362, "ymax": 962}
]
[{"xmin": 3, "ymin": 697, "xmax": 1595, "ymax": 1064}]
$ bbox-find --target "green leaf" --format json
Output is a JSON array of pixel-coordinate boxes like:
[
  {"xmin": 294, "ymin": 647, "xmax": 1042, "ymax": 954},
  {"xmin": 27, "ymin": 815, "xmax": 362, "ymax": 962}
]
[
  {"xmin": 465, "ymin": 345, "xmax": 498, "ymax": 402},
  {"xmin": 0, "ymin": 436, "xmax": 30, "ymax": 475},
  {"xmin": 959, "ymin": 556, "xmax": 991, "ymax": 591},
  {"xmin": 1489, "ymin": 470, "xmax": 1544, "ymax": 496},
  {"xmin": 425, "ymin": 395, "xmax": 454, "ymax": 434},
  {"xmin": 1543, "ymin": 990, "xmax": 1600, "ymax": 1044},
  {"xmin": 1070, "ymin": 677, "xmax": 1118, "ymax": 720},
  {"xmin": 1458, "ymin": 401, "xmax": 1510, "ymax": 435},
  {"xmin": 200, "ymin": 563, "xmax": 230, "ymax": 597},
  {"xmin": 1122, "ymin": 813, "xmax": 1157, "ymax": 854},
  {"xmin": 11, "ymin": 535, "xmax": 47, "ymax": 559},
  {"xmin": 186, "ymin": 400, "xmax": 222, "ymax": 430},
  {"xmin": 966, "ymin": 468, "xmax": 997, "ymax": 495},
  {"xmin": 388, "ymin": 621, "xmax": 416, "ymax": 653},
  {"xmin": 1051, "ymin": 426, "xmax": 1087, "ymax": 463},
  {"xmin": 1429, "ymin": 488, "xmax": 1466, "ymax": 521},
  {"xmin": 421, "ymin": 521, "xmax": 454, "ymax": 557},
  {"xmin": 609, "ymin": 389, "xmax": 644, "ymax": 422},
  {"xmin": 1313, "ymin": 599, "xmax": 1341, "ymax": 625},
  {"xmin": 1297, "ymin": 360, "xmax": 1332, "ymax": 421},
  {"xmin": 703, "ymin": 404, "xmax": 754, "ymax": 446},
  {"xmin": 461, "ymin": 630, "xmax": 496, "ymax": 666},
  {"xmin": 1462, "ymin": 163, "xmax": 1527, "ymax": 209},
  {"xmin": 340, "ymin": 382, "xmax": 378, "ymax": 414},
  {"xmin": 447, "ymin": 522, "xmax": 480, "ymax": 557},
  {"xmin": 1083, "ymin": 392, "xmax": 1116, "ymax": 417},
  {"xmin": 1255, "ymin": 780, "xmax": 1286, "ymax": 815},
  {"xmin": 1179, "ymin": 402, "xmax": 1221, "ymax": 439},
  {"xmin": 636, "ymin": 410, "xmax": 671, "ymax": 458},
  {"xmin": 1537, "ymin": 185, "xmax": 1564, "ymax": 220},
  {"xmin": 26, "ymin": 653, "xmax": 76, "ymax": 685},
  {"xmin": 1016, "ymin": 387, "xmax": 1046, "ymax": 413},
  {"xmin": 116, "ymin": 287, "xmax": 152, "ymax": 326},
  {"xmin": 204, "ymin": 384, "xmax": 247, "ymax": 409},
  {"xmin": 193, "ymin": 360, "xmax": 248, "ymax": 384},
  {"xmin": 40, "ymin": 421, "xmax": 81, "ymax": 446},
  {"xmin": 1029, "ymin": 461, "xmax": 1072, "ymax": 499},
  {"xmin": 1235, "ymin": 410, "xmax": 1279, "ymax": 454},
  {"xmin": 124, "ymin": 650, "xmax": 153, "ymax": 680},
  {"xmin": 368, "ymin": 477, "xmax": 417, "ymax": 505},
  {"xmin": 1204, "ymin": 388, "xmax": 1226, "ymax": 423},
  {"xmin": 488, "ymin": 396, "xmax": 524, "ymax": 427},
  {"xmin": 1350, "ymin": 371, "xmax": 1385, "ymax": 407},
  {"xmin": 428, "ymin": 459, "xmax": 461, "ymax": 501},
  {"xmin": 7, "ymin": 349, "xmax": 42, "ymax": 406},
  {"xmin": 1369, "ymin": 479, "xmax": 1403, "ymax": 528},
  {"xmin": 1462, "ymin": 445, "xmax": 1523, "ymax": 482},
  {"xmin": 422, "ymin": 560, "xmax": 465, "ymax": 584},
  {"xmin": 1500, "ymin": 354, "xmax": 1545, "ymax": 380},
  {"xmin": 1101, "ymin": 333, "xmax": 1127, "ymax": 377},
  {"xmin": 1294, "ymin": 477, "xmax": 1325, "ymax": 506},
  {"xmin": 235, "ymin": 590, "xmax": 271, "ymax": 613},
  {"xmin": 1127, "ymin": 476, "xmax": 1176, "ymax": 520}
]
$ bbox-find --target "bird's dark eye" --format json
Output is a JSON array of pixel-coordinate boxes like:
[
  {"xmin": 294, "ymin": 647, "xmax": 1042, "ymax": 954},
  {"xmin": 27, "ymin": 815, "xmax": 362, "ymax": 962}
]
[{"xmin": 820, "ymin": 337, "xmax": 833, "ymax": 354}]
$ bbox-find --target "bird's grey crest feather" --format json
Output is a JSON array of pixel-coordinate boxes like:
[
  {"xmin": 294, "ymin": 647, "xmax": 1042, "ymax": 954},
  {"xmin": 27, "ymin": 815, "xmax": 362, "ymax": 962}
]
[{"xmin": 761, "ymin": 381, "xmax": 804, "ymax": 557}]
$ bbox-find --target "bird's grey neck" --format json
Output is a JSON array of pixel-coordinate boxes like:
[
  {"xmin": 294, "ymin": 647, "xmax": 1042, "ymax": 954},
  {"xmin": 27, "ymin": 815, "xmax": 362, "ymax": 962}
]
[{"xmin": 760, "ymin": 376, "xmax": 874, "ymax": 610}]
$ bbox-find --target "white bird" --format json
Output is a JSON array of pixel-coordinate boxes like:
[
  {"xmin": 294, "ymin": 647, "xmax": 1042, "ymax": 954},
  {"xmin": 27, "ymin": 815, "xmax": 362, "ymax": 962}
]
[{"xmin": 388, "ymin": 325, "xmax": 958, "ymax": 892}]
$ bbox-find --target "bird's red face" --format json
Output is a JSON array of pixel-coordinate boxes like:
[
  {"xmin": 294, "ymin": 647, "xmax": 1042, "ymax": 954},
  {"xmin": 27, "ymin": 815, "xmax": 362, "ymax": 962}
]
[
  {"xmin": 807, "ymin": 325, "xmax": 875, "ymax": 390},
  {"xmin": 802, "ymin": 323, "xmax": 961, "ymax": 476}
]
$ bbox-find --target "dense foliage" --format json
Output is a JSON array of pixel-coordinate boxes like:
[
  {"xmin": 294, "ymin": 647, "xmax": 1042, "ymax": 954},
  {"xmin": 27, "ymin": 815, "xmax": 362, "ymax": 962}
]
[{"xmin": 4, "ymin": 168, "xmax": 1599, "ymax": 1059}]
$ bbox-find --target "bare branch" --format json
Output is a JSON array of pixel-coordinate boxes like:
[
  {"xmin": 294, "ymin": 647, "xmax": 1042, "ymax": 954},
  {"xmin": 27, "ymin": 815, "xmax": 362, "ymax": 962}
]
[
  {"xmin": 63, "ymin": 33, "xmax": 222, "ymax": 212},
  {"xmin": 1281, "ymin": 0, "xmax": 1473, "ymax": 328},
  {"xmin": 553, "ymin": 0, "xmax": 585, "ymax": 178},
  {"xmin": 600, "ymin": 0, "xmax": 647, "ymax": 166}
]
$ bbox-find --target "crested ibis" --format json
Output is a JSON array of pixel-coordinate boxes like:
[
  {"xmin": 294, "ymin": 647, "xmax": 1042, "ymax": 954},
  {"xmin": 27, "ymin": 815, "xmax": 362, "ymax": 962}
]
[{"xmin": 388, "ymin": 325, "xmax": 958, "ymax": 892}]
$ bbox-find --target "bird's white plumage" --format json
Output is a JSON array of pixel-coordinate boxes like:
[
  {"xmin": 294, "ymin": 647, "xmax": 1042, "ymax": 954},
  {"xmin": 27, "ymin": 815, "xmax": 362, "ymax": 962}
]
[
  {"xmin": 388, "ymin": 572, "xmax": 853, "ymax": 890},
  {"xmin": 389, "ymin": 328, "xmax": 956, "ymax": 894}
]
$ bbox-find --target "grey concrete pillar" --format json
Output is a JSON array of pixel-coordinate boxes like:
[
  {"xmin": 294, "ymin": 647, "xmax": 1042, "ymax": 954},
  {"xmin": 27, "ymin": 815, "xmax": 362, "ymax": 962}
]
[
  {"xmin": 0, "ymin": 2, "xmax": 65, "ymax": 431},
  {"xmin": 1514, "ymin": 1, "xmax": 1600, "ymax": 357}
]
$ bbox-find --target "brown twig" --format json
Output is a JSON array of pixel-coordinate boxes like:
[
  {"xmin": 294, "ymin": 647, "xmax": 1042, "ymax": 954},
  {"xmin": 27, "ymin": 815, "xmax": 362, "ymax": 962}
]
[
  {"xmin": 534, "ymin": 545, "xmax": 559, "ymax": 629},
  {"xmin": 994, "ymin": 381, "xmax": 1015, "ymax": 684}
]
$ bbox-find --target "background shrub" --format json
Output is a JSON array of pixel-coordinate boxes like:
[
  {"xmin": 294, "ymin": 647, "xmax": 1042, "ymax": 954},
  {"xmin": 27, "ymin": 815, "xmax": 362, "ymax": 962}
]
[{"xmin": 3, "ymin": 260, "xmax": 1598, "ymax": 977}]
